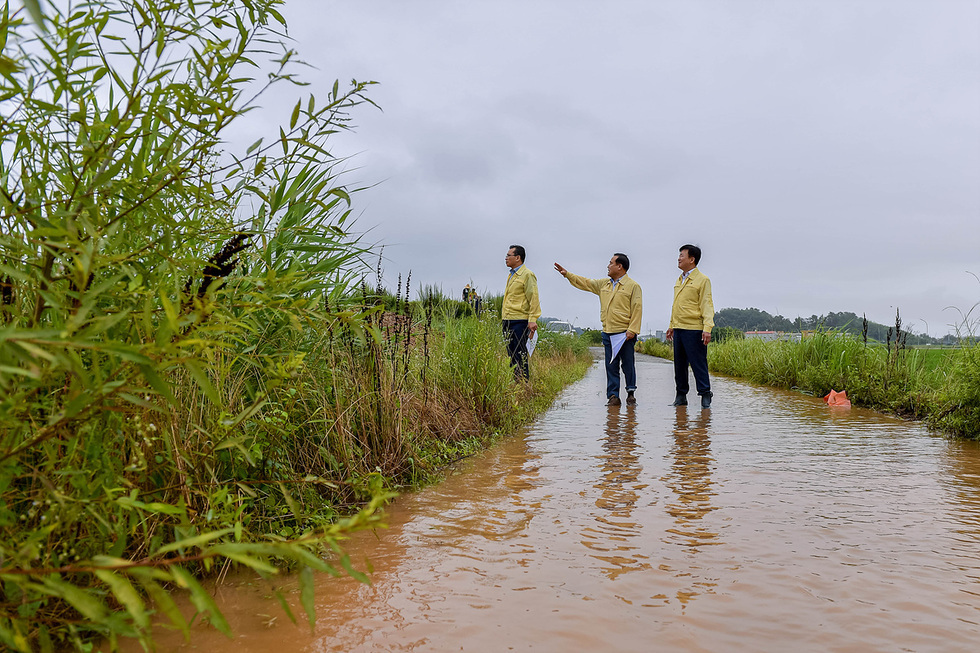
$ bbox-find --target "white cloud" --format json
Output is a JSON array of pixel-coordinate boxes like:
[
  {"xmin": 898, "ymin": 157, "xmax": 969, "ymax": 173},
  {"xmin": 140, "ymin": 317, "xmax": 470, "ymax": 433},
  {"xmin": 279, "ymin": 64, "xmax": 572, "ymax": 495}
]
[{"xmin": 271, "ymin": 0, "xmax": 980, "ymax": 336}]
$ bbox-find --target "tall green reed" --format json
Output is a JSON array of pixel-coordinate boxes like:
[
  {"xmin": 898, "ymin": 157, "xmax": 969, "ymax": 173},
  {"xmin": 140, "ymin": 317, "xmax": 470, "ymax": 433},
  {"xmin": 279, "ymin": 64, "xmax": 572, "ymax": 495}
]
[{"xmin": 0, "ymin": 2, "xmax": 386, "ymax": 649}]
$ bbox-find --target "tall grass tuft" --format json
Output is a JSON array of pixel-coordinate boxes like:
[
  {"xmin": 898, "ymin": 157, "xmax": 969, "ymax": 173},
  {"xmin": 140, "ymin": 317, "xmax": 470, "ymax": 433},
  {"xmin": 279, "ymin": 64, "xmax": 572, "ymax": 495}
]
[{"xmin": 639, "ymin": 338, "xmax": 672, "ymax": 359}]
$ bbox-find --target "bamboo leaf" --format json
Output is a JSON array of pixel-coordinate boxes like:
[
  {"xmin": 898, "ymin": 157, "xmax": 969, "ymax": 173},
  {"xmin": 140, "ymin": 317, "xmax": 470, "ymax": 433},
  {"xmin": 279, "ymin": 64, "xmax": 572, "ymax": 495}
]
[
  {"xmin": 279, "ymin": 544, "xmax": 333, "ymax": 574},
  {"xmin": 338, "ymin": 553, "xmax": 370, "ymax": 584},
  {"xmin": 184, "ymin": 359, "xmax": 220, "ymax": 404},
  {"xmin": 117, "ymin": 392, "xmax": 166, "ymax": 412},
  {"xmin": 277, "ymin": 481, "xmax": 304, "ymax": 520},
  {"xmin": 138, "ymin": 364, "xmax": 175, "ymax": 404},
  {"xmin": 0, "ymin": 55, "xmax": 23, "ymax": 81},
  {"xmin": 0, "ymin": 3, "xmax": 9, "ymax": 50},
  {"xmin": 58, "ymin": 390, "xmax": 97, "ymax": 421},
  {"xmin": 298, "ymin": 565, "xmax": 316, "ymax": 631},
  {"xmin": 90, "ymin": 556, "xmax": 136, "ymax": 568},
  {"xmin": 290, "ymin": 99, "xmax": 301, "ymax": 129},
  {"xmin": 21, "ymin": 0, "xmax": 46, "ymax": 32},
  {"xmin": 131, "ymin": 572, "xmax": 189, "ymax": 637},
  {"xmin": 159, "ymin": 286, "xmax": 178, "ymax": 329},
  {"xmin": 329, "ymin": 187, "xmax": 351, "ymax": 204},
  {"xmin": 97, "ymin": 343, "xmax": 152, "ymax": 365},
  {"xmin": 274, "ymin": 589, "xmax": 297, "ymax": 625},
  {"xmin": 154, "ymin": 527, "xmax": 235, "ymax": 556},
  {"xmin": 224, "ymin": 395, "xmax": 269, "ymax": 429},
  {"xmin": 40, "ymin": 577, "xmax": 109, "ymax": 623},
  {"xmin": 115, "ymin": 496, "xmax": 185, "ymax": 516},
  {"xmin": 0, "ymin": 365, "xmax": 42, "ymax": 380},
  {"xmin": 208, "ymin": 545, "xmax": 278, "ymax": 574},
  {"xmin": 171, "ymin": 567, "xmax": 232, "ymax": 637},
  {"xmin": 94, "ymin": 569, "xmax": 149, "ymax": 629}
]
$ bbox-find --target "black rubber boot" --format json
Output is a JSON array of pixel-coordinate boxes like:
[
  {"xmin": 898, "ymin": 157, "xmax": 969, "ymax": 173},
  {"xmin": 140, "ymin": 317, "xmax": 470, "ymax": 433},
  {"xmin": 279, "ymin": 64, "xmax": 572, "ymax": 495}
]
[
  {"xmin": 700, "ymin": 392, "xmax": 713, "ymax": 409},
  {"xmin": 671, "ymin": 393, "xmax": 687, "ymax": 406}
]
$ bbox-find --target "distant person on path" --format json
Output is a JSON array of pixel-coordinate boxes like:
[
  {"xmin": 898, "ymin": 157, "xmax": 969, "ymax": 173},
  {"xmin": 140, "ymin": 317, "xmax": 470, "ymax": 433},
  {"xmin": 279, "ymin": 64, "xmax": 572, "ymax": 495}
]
[
  {"xmin": 502, "ymin": 245, "xmax": 541, "ymax": 380},
  {"xmin": 554, "ymin": 254, "xmax": 642, "ymax": 406},
  {"xmin": 666, "ymin": 244, "xmax": 715, "ymax": 409},
  {"xmin": 463, "ymin": 283, "xmax": 471, "ymax": 303}
]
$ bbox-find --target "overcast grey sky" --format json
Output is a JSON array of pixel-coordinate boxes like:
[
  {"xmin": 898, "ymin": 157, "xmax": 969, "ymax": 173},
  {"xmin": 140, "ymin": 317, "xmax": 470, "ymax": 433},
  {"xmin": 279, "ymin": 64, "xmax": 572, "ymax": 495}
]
[{"xmin": 274, "ymin": 0, "xmax": 978, "ymax": 336}]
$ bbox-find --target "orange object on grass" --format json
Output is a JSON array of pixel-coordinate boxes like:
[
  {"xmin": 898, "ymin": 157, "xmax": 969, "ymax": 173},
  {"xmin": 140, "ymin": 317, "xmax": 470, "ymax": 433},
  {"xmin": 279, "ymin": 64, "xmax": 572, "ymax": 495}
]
[{"xmin": 823, "ymin": 389, "xmax": 851, "ymax": 407}]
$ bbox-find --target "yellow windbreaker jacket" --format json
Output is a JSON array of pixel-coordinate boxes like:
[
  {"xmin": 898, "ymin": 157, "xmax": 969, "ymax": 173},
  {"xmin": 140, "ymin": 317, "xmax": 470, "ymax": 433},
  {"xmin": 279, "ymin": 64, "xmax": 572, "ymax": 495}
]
[
  {"xmin": 502, "ymin": 265, "xmax": 542, "ymax": 322},
  {"xmin": 669, "ymin": 268, "xmax": 714, "ymax": 332},
  {"xmin": 564, "ymin": 272, "xmax": 642, "ymax": 334}
]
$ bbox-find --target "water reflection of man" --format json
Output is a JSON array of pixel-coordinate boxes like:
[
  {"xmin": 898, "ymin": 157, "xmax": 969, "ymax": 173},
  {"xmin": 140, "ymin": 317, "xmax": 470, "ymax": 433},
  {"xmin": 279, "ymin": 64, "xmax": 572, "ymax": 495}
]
[
  {"xmin": 585, "ymin": 403, "xmax": 650, "ymax": 579},
  {"xmin": 665, "ymin": 408, "xmax": 718, "ymax": 550},
  {"xmin": 597, "ymin": 404, "xmax": 642, "ymax": 515}
]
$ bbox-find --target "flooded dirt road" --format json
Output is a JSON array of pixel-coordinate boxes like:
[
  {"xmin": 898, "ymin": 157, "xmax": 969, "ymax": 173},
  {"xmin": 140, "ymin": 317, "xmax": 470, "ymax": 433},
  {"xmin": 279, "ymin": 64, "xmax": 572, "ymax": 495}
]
[{"xmin": 166, "ymin": 353, "xmax": 980, "ymax": 652}]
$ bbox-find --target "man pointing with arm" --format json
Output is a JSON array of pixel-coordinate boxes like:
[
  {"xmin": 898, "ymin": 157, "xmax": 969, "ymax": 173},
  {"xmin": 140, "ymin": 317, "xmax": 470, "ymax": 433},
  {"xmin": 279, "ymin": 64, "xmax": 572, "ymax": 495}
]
[{"xmin": 554, "ymin": 253, "xmax": 642, "ymax": 406}]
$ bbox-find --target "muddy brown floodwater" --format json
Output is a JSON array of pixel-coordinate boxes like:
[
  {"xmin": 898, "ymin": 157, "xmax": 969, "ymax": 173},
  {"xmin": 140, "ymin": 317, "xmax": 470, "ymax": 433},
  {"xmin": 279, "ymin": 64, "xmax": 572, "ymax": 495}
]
[{"xmin": 143, "ymin": 353, "xmax": 980, "ymax": 652}]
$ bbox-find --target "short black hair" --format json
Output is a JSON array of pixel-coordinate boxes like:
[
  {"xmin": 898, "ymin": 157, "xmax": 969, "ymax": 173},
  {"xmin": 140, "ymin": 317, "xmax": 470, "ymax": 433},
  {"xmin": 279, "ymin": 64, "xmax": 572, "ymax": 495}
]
[
  {"xmin": 680, "ymin": 244, "xmax": 701, "ymax": 265},
  {"xmin": 509, "ymin": 244, "xmax": 526, "ymax": 263},
  {"xmin": 613, "ymin": 252, "xmax": 630, "ymax": 272}
]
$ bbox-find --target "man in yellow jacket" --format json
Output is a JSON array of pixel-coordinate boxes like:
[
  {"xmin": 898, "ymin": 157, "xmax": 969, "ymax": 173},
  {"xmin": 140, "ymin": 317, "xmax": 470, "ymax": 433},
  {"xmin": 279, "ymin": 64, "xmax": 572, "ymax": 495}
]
[
  {"xmin": 666, "ymin": 244, "xmax": 715, "ymax": 409},
  {"xmin": 554, "ymin": 254, "xmax": 642, "ymax": 406},
  {"xmin": 502, "ymin": 245, "xmax": 541, "ymax": 380}
]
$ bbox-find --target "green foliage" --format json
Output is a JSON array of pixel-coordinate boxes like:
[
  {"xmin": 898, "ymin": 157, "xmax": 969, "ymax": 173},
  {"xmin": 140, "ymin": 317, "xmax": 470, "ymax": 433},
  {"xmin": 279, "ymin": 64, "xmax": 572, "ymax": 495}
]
[
  {"xmin": 704, "ymin": 332, "xmax": 980, "ymax": 439},
  {"xmin": 255, "ymin": 291, "xmax": 591, "ymax": 490},
  {"xmin": 579, "ymin": 328, "xmax": 602, "ymax": 345},
  {"xmin": 0, "ymin": 1, "xmax": 385, "ymax": 649},
  {"xmin": 480, "ymin": 292, "xmax": 503, "ymax": 317},
  {"xmin": 427, "ymin": 312, "xmax": 590, "ymax": 439},
  {"xmin": 638, "ymin": 338, "xmax": 672, "ymax": 359},
  {"xmin": 434, "ymin": 313, "xmax": 521, "ymax": 424},
  {"xmin": 711, "ymin": 325, "xmax": 743, "ymax": 343},
  {"xmin": 714, "ymin": 307, "xmax": 797, "ymax": 332},
  {"xmin": 932, "ymin": 342, "xmax": 980, "ymax": 437},
  {"xmin": 415, "ymin": 284, "xmax": 477, "ymax": 319}
]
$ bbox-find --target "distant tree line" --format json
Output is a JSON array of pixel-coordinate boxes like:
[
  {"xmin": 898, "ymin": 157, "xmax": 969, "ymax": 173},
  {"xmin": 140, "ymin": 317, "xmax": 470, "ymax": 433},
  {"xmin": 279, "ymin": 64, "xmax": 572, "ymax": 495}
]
[{"xmin": 714, "ymin": 308, "xmax": 942, "ymax": 346}]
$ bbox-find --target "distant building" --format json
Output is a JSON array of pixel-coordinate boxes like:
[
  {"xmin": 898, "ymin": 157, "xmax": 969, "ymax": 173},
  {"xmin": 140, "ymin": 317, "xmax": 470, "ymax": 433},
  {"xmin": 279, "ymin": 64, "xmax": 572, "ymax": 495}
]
[{"xmin": 745, "ymin": 331, "xmax": 802, "ymax": 342}]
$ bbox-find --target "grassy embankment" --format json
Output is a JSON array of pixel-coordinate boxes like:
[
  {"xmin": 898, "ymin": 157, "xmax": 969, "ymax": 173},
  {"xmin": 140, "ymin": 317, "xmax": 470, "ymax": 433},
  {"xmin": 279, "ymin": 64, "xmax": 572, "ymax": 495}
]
[
  {"xmin": 639, "ymin": 332, "xmax": 980, "ymax": 439},
  {"xmin": 308, "ymin": 288, "xmax": 593, "ymax": 493},
  {"xmin": 2, "ymin": 284, "xmax": 590, "ymax": 650}
]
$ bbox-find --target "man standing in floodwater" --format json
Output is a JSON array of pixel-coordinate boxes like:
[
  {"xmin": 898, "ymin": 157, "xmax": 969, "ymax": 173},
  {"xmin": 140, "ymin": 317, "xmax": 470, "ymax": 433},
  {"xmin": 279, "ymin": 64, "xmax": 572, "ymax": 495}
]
[
  {"xmin": 502, "ymin": 245, "xmax": 541, "ymax": 381},
  {"xmin": 667, "ymin": 244, "xmax": 715, "ymax": 409},
  {"xmin": 554, "ymin": 254, "xmax": 642, "ymax": 406}
]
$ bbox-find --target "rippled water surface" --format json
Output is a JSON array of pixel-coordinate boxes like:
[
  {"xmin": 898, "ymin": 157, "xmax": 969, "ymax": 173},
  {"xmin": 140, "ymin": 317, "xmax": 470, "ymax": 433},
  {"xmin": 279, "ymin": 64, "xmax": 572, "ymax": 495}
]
[{"xmin": 161, "ymin": 354, "xmax": 980, "ymax": 652}]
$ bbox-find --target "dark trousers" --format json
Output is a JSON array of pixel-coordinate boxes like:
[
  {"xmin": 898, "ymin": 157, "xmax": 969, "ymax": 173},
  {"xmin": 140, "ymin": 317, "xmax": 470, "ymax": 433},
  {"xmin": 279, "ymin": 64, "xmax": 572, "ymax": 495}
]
[
  {"xmin": 672, "ymin": 328, "xmax": 711, "ymax": 396},
  {"xmin": 601, "ymin": 331, "xmax": 637, "ymax": 398},
  {"xmin": 502, "ymin": 319, "xmax": 530, "ymax": 380}
]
